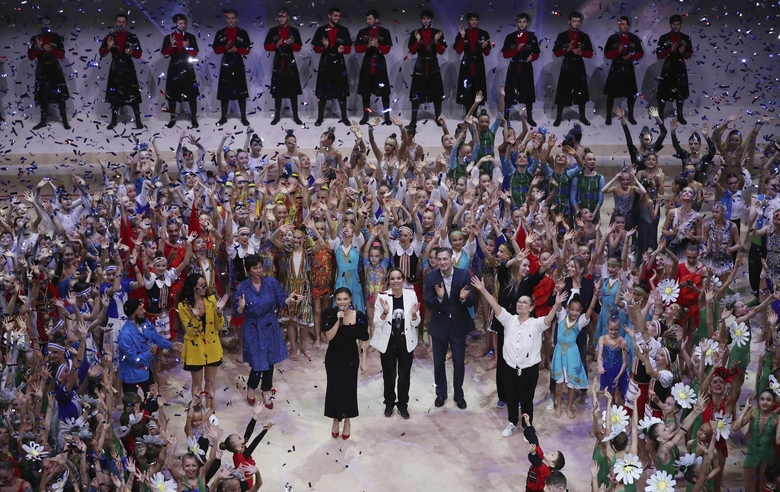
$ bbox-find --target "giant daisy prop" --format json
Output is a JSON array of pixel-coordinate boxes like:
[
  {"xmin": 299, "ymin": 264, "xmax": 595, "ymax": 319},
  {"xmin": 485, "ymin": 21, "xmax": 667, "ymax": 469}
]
[
  {"xmin": 638, "ymin": 416, "xmax": 663, "ymax": 440},
  {"xmin": 150, "ymin": 473, "xmax": 177, "ymax": 492},
  {"xmin": 188, "ymin": 436, "xmax": 206, "ymax": 463},
  {"xmin": 22, "ymin": 442, "xmax": 48, "ymax": 461},
  {"xmin": 614, "ymin": 453, "xmax": 644, "ymax": 485},
  {"xmin": 714, "ymin": 411, "xmax": 733, "ymax": 441},
  {"xmin": 675, "ymin": 453, "xmax": 703, "ymax": 474},
  {"xmin": 670, "ymin": 382, "xmax": 697, "ymax": 409},
  {"xmin": 769, "ymin": 375, "xmax": 780, "ymax": 399},
  {"xmin": 656, "ymin": 279, "xmax": 680, "ymax": 304},
  {"xmin": 694, "ymin": 339, "xmax": 719, "ymax": 366},
  {"xmin": 729, "ymin": 321, "xmax": 750, "ymax": 347},
  {"xmin": 645, "ymin": 470, "xmax": 676, "ymax": 492}
]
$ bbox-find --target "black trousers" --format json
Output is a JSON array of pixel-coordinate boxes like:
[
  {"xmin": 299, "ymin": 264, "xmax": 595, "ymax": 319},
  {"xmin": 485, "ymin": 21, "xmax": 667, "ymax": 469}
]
[
  {"xmin": 432, "ymin": 331, "xmax": 466, "ymax": 400},
  {"xmin": 505, "ymin": 362, "xmax": 540, "ymax": 426},
  {"xmin": 380, "ymin": 333, "xmax": 413, "ymax": 410},
  {"xmin": 247, "ymin": 365, "xmax": 274, "ymax": 392},
  {"xmin": 496, "ymin": 332, "xmax": 507, "ymax": 402},
  {"xmin": 749, "ymin": 238, "xmax": 766, "ymax": 295},
  {"xmin": 122, "ymin": 373, "xmax": 154, "ymax": 396}
]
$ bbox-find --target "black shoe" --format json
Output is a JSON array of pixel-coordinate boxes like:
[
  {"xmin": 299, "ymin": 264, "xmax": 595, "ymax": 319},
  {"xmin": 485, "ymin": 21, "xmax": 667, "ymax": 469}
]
[
  {"xmin": 33, "ymin": 120, "xmax": 47, "ymax": 130},
  {"xmin": 553, "ymin": 118, "xmax": 561, "ymax": 127},
  {"xmin": 293, "ymin": 116, "xmax": 303, "ymax": 125},
  {"xmin": 314, "ymin": 118, "xmax": 324, "ymax": 127},
  {"xmin": 605, "ymin": 116, "xmax": 612, "ymax": 126},
  {"xmin": 398, "ymin": 408, "xmax": 410, "ymax": 420},
  {"xmin": 456, "ymin": 399, "xmax": 468, "ymax": 410},
  {"xmin": 339, "ymin": 118, "xmax": 350, "ymax": 127},
  {"xmin": 434, "ymin": 116, "xmax": 443, "ymax": 127},
  {"xmin": 270, "ymin": 115, "xmax": 280, "ymax": 125},
  {"xmin": 434, "ymin": 396, "xmax": 446, "ymax": 408},
  {"xmin": 677, "ymin": 115, "xmax": 688, "ymax": 125},
  {"xmin": 62, "ymin": 121, "xmax": 71, "ymax": 130},
  {"xmin": 191, "ymin": 119, "xmax": 199, "ymax": 129},
  {"xmin": 216, "ymin": 116, "xmax": 228, "ymax": 126},
  {"xmin": 384, "ymin": 406, "xmax": 394, "ymax": 418},
  {"xmin": 240, "ymin": 118, "xmax": 250, "ymax": 126},
  {"xmin": 579, "ymin": 116, "xmax": 591, "ymax": 126},
  {"xmin": 166, "ymin": 118, "xmax": 176, "ymax": 129},
  {"xmin": 107, "ymin": 122, "xmax": 117, "ymax": 130},
  {"xmin": 526, "ymin": 117, "xmax": 537, "ymax": 127},
  {"xmin": 359, "ymin": 114, "xmax": 369, "ymax": 125},
  {"xmin": 383, "ymin": 116, "xmax": 392, "ymax": 125},
  {"xmin": 628, "ymin": 116, "xmax": 637, "ymax": 125},
  {"xmin": 135, "ymin": 120, "xmax": 144, "ymax": 130}
]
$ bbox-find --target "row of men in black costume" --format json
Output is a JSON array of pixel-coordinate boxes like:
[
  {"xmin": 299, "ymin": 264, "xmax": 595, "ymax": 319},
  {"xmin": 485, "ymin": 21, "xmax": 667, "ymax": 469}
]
[{"xmin": 26, "ymin": 8, "xmax": 693, "ymax": 130}]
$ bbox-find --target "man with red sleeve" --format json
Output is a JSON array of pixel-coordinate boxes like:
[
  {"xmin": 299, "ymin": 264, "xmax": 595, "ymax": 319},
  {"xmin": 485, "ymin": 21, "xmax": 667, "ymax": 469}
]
[
  {"xmin": 312, "ymin": 7, "xmax": 352, "ymax": 127},
  {"xmin": 214, "ymin": 10, "xmax": 252, "ymax": 127},
  {"xmin": 161, "ymin": 13, "xmax": 200, "ymax": 129},
  {"xmin": 552, "ymin": 11, "xmax": 593, "ymax": 127},
  {"xmin": 501, "ymin": 13, "xmax": 540, "ymax": 126},
  {"xmin": 28, "ymin": 16, "xmax": 70, "ymax": 130},
  {"xmin": 264, "ymin": 8, "xmax": 303, "ymax": 125},
  {"xmin": 354, "ymin": 9, "xmax": 392, "ymax": 125},
  {"xmin": 656, "ymin": 14, "xmax": 693, "ymax": 124},
  {"xmin": 408, "ymin": 9, "xmax": 447, "ymax": 128},
  {"xmin": 99, "ymin": 14, "xmax": 143, "ymax": 130},
  {"xmin": 603, "ymin": 16, "xmax": 644, "ymax": 125},
  {"xmin": 453, "ymin": 11, "xmax": 490, "ymax": 116}
]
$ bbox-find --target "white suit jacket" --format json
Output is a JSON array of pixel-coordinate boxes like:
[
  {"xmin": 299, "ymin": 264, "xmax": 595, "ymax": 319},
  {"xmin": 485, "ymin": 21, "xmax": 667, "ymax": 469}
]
[{"xmin": 371, "ymin": 289, "xmax": 420, "ymax": 353}]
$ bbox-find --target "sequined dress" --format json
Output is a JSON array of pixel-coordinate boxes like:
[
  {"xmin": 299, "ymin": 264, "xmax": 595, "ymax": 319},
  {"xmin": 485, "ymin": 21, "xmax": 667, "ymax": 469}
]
[{"xmin": 702, "ymin": 221, "xmax": 733, "ymax": 276}]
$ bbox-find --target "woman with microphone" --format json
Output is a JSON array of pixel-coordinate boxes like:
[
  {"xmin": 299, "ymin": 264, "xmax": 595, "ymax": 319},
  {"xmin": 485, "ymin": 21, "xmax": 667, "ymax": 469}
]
[
  {"xmin": 371, "ymin": 268, "xmax": 421, "ymax": 420},
  {"xmin": 322, "ymin": 287, "xmax": 369, "ymax": 440}
]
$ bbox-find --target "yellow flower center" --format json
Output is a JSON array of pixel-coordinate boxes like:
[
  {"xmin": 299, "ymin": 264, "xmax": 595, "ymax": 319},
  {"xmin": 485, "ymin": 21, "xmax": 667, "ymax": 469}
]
[
  {"xmin": 657, "ymin": 481, "xmax": 670, "ymax": 492},
  {"xmin": 664, "ymin": 287, "xmax": 672, "ymax": 294},
  {"xmin": 678, "ymin": 391, "xmax": 687, "ymax": 399},
  {"xmin": 735, "ymin": 329, "xmax": 742, "ymax": 336},
  {"xmin": 156, "ymin": 485, "xmax": 165, "ymax": 492},
  {"xmin": 31, "ymin": 449, "xmax": 39, "ymax": 456}
]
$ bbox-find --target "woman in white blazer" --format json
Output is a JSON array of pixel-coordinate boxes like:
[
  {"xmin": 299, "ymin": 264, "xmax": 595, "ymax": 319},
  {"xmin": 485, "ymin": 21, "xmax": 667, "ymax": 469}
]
[{"xmin": 371, "ymin": 268, "xmax": 420, "ymax": 420}]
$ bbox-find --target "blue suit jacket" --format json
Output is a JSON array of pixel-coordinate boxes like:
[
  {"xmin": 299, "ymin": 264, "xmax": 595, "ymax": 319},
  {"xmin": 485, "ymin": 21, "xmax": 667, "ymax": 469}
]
[{"xmin": 424, "ymin": 267, "xmax": 475, "ymax": 339}]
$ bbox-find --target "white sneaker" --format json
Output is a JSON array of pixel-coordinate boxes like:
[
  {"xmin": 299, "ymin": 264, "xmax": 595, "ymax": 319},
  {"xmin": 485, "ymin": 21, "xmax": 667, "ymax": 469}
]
[
  {"xmin": 583, "ymin": 394, "xmax": 593, "ymax": 409},
  {"xmin": 502, "ymin": 423, "xmax": 517, "ymax": 438},
  {"xmin": 545, "ymin": 399, "xmax": 555, "ymax": 411}
]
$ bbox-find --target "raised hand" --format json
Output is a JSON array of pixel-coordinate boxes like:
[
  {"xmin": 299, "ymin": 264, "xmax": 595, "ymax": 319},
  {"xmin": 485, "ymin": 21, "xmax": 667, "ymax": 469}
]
[{"xmin": 435, "ymin": 282, "xmax": 445, "ymax": 299}]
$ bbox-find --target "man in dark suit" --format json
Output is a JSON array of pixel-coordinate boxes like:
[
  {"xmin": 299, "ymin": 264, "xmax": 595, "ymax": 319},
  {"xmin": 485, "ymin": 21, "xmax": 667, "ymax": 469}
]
[{"xmin": 424, "ymin": 247, "xmax": 474, "ymax": 409}]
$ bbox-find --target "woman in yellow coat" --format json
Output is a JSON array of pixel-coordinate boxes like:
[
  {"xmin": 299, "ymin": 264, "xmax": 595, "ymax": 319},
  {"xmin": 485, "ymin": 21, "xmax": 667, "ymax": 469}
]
[{"xmin": 178, "ymin": 273, "xmax": 229, "ymax": 403}]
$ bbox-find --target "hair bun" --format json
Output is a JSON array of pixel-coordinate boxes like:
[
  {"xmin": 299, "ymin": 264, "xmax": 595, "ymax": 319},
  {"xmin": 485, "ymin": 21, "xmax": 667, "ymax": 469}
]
[{"xmin": 388, "ymin": 133, "xmax": 397, "ymax": 139}]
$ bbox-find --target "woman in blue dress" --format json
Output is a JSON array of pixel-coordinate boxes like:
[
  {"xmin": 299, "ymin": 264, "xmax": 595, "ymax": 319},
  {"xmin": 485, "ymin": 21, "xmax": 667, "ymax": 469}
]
[
  {"xmin": 234, "ymin": 254, "xmax": 304, "ymax": 409},
  {"xmin": 551, "ymin": 292, "xmax": 598, "ymax": 419},
  {"xmin": 328, "ymin": 223, "xmax": 365, "ymax": 313}
]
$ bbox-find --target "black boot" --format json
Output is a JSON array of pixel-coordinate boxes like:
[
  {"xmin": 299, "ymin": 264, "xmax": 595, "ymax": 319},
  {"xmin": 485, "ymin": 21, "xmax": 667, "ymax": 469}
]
[
  {"xmin": 359, "ymin": 96, "xmax": 370, "ymax": 125},
  {"xmin": 381, "ymin": 96, "xmax": 391, "ymax": 125},
  {"xmin": 217, "ymin": 100, "xmax": 228, "ymax": 125},
  {"xmin": 676, "ymin": 102, "xmax": 687, "ymax": 125},
  {"xmin": 410, "ymin": 101, "xmax": 420, "ymax": 128},
  {"xmin": 107, "ymin": 109, "xmax": 119, "ymax": 130},
  {"xmin": 33, "ymin": 109, "xmax": 47, "ymax": 130},
  {"xmin": 290, "ymin": 97, "xmax": 302, "ymax": 125},
  {"xmin": 315, "ymin": 99, "xmax": 325, "ymax": 127},
  {"xmin": 166, "ymin": 117, "xmax": 176, "ymax": 128},
  {"xmin": 553, "ymin": 106, "xmax": 563, "ymax": 127},
  {"xmin": 59, "ymin": 104, "xmax": 70, "ymax": 130},
  {"xmin": 525, "ymin": 104, "xmax": 537, "ymax": 127},
  {"xmin": 338, "ymin": 99, "xmax": 350, "ymax": 126},
  {"xmin": 578, "ymin": 103, "xmax": 590, "ymax": 126},
  {"xmin": 132, "ymin": 104, "xmax": 144, "ymax": 130},
  {"xmin": 627, "ymin": 97, "xmax": 637, "ymax": 125},
  {"xmin": 190, "ymin": 101, "xmax": 198, "ymax": 129},
  {"xmin": 239, "ymin": 100, "xmax": 249, "ymax": 126},
  {"xmin": 166, "ymin": 102, "xmax": 177, "ymax": 128},
  {"xmin": 605, "ymin": 96, "xmax": 614, "ymax": 126},
  {"xmin": 657, "ymin": 100, "xmax": 666, "ymax": 122},
  {"xmin": 270, "ymin": 98, "xmax": 281, "ymax": 125},
  {"xmin": 359, "ymin": 110, "xmax": 370, "ymax": 126}
]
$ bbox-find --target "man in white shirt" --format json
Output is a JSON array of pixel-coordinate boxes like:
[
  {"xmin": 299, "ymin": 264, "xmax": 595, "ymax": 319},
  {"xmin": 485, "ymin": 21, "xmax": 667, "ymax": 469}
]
[{"xmin": 472, "ymin": 275, "xmax": 566, "ymax": 437}]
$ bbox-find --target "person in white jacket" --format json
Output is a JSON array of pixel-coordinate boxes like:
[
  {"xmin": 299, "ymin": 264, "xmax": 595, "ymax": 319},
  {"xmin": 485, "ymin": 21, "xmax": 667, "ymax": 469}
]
[{"xmin": 371, "ymin": 268, "xmax": 420, "ymax": 420}]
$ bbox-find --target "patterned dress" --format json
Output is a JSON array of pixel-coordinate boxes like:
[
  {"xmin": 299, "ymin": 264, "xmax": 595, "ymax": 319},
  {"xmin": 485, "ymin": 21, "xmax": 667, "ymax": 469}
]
[
  {"xmin": 702, "ymin": 221, "xmax": 733, "ymax": 275},
  {"xmin": 363, "ymin": 257, "xmax": 390, "ymax": 305},
  {"xmin": 234, "ymin": 277, "xmax": 289, "ymax": 371},
  {"xmin": 332, "ymin": 238, "xmax": 365, "ymax": 312},
  {"xmin": 551, "ymin": 312, "xmax": 590, "ymax": 389},
  {"xmin": 311, "ymin": 247, "xmax": 335, "ymax": 300},
  {"xmin": 279, "ymin": 245, "xmax": 314, "ymax": 325}
]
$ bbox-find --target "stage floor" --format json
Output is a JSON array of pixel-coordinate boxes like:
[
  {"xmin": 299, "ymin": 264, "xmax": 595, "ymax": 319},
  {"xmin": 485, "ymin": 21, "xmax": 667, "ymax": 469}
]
[{"xmin": 153, "ymin": 307, "xmax": 752, "ymax": 492}]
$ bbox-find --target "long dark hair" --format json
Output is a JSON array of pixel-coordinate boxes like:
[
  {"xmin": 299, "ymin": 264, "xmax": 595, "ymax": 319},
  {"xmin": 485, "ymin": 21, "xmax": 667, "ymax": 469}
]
[{"xmin": 178, "ymin": 273, "xmax": 205, "ymax": 306}]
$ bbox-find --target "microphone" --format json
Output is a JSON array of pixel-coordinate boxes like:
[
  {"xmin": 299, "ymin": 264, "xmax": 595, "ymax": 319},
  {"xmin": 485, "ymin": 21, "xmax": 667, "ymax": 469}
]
[{"xmin": 338, "ymin": 305, "xmax": 345, "ymax": 327}]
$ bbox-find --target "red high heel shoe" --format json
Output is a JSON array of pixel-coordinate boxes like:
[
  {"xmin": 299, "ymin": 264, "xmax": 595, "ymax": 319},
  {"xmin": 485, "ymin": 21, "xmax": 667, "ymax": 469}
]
[
  {"xmin": 331, "ymin": 431, "xmax": 339, "ymax": 439},
  {"xmin": 341, "ymin": 433, "xmax": 350, "ymax": 440}
]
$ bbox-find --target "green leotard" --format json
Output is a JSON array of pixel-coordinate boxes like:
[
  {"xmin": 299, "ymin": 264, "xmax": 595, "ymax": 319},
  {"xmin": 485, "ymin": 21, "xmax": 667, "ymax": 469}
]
[
  {"xmin": 743, "ymin": 411, "xmax": 777, "ymax": 468},
  {"xmin": 657, "ymin": 446, "xmax": 680, "ymax": 476},
  {"xmin": 726, "ymin": 317, "xmax": 751, "ymax": 371},
  {"xmin": 692, "ymin": 304, "xmax": 718, "ymax": 346},
  {"xmin": 592, "ymin": 443, "xmax": 611, "ymax": 487}
]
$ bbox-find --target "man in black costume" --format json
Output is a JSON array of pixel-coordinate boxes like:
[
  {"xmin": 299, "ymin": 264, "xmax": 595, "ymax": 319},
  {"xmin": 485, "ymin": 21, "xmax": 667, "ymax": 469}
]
[
  {"xmin": 408, "ymin": 9, "xmax": 447, "ymax": 128},
  {"xmin": 453, "ymin": 11, "xmax": 490, "ymax": 116},
  {"xmin": 99, "ymin": 14, "xmax": 143, "ymax": 130},
  {"xmin": 354, "ymin": 9, "xmax": 392, "ymax": 125},
  {"xmin": 312, "ymin": 7, "xmax": 352, "ymax": 127},
  {"xmin": 214, "ymin": 9, "xmax": 251, "ymax": 127},
  {"xmin": 656, "ymin": 14, "xmax": 693, "ymax": 125},
  {"xmin": 501, "ymin": 13, "xmax": 540, "ymax": 126},
  {"xmin": 552, "ymin": 11, "xmax": 593, "ymax": 127},
  {"xmin": 264, "ymin": 8, "xmax": 303, "ymax": 125},
  {"xmin": 161, "ymin": 13, "xmax": 200, "ymax": 129},
  {"xmin": 28, "ymin": 16, "xmax": 70, "ymax": 130},
  {"xmin": 603, "ymin": 16, "xmax": 644, "ymax": 125}
]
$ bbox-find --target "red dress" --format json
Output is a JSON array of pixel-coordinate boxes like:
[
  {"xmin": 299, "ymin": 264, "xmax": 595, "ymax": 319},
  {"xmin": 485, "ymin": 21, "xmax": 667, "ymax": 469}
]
[{"xmin": 675, "ymin": 262, "xmax": 704, "ymax": 326}]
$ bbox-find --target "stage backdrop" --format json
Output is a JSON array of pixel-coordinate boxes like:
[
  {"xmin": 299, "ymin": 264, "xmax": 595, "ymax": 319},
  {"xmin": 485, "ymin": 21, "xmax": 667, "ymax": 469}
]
[{"xmin": 2, "ymin": 0, "xmax": 778, "ymax": 123}]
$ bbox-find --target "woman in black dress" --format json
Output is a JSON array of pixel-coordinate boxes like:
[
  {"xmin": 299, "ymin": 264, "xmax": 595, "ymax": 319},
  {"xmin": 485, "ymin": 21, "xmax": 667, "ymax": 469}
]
[{"xmin": 322, "ymin": 287, "xmax": 369, "ymax": 440}]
